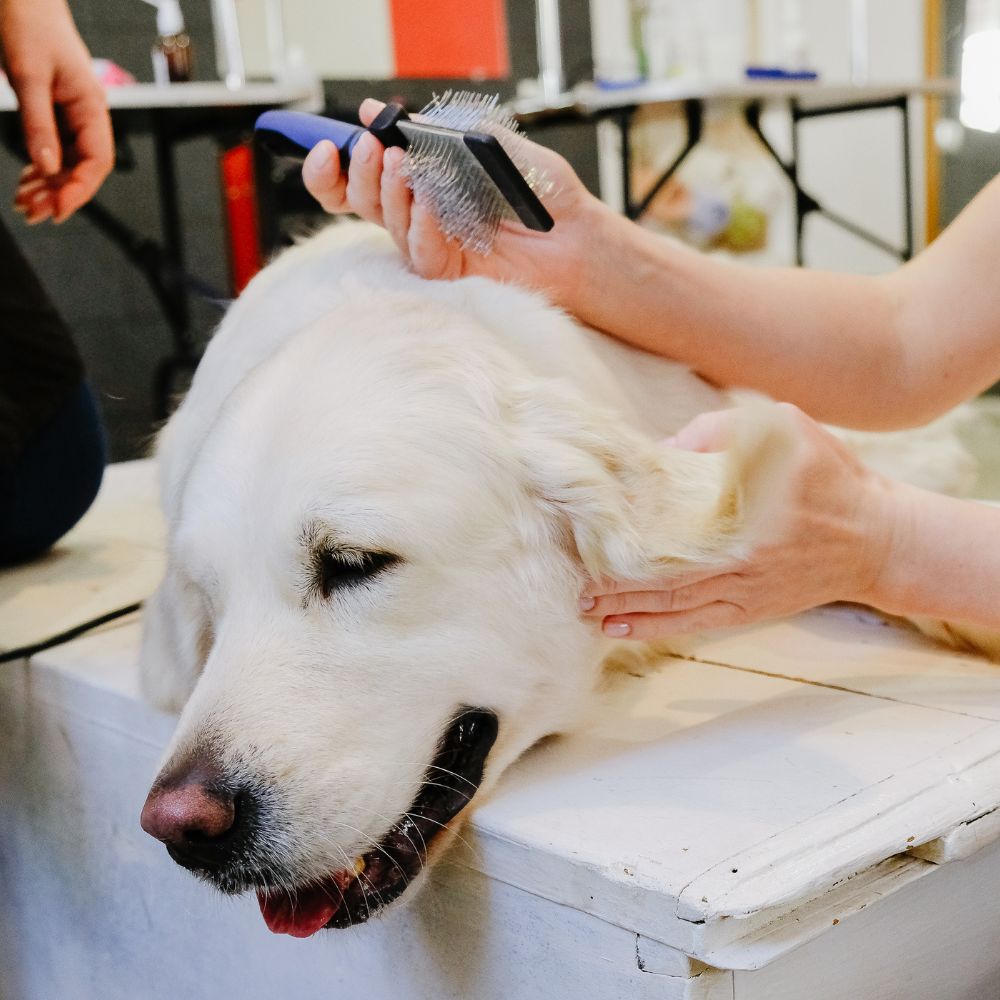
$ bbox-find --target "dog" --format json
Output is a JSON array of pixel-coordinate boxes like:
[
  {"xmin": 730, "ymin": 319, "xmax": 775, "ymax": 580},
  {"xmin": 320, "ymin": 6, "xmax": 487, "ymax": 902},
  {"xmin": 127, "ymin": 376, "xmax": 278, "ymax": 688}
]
[{"xmin": 138, "ymin": 222, "xmax": 994, "ymax": 937}]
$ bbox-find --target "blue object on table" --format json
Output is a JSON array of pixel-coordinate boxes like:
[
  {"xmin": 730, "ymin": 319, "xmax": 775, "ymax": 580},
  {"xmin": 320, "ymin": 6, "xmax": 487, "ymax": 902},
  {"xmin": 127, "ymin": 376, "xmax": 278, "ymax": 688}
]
[{"xmin": 745, "ymin": 66, "xmax": 819, "ymax": 81}]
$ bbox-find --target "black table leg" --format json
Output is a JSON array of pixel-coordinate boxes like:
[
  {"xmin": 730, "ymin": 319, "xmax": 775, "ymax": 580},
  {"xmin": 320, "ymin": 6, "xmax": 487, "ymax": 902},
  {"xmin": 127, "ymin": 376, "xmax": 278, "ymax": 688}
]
[
  {"xmin": 744, "ymin": 101, "xmax": 819, "ymax": 265},
  {"xmin": 150, "ymin": 120, "xmax": 200, "ymax": 418},
  {"xmin": 622, "ymin": 99, "xmax": 704, "ymax": 221},
  {"xmin": 901, "ymin": 96, "xmax": 914, "ymax": 260},
  {"xmin": 748, "ymin": 97, "xmax": 913, "ymax": 266}
]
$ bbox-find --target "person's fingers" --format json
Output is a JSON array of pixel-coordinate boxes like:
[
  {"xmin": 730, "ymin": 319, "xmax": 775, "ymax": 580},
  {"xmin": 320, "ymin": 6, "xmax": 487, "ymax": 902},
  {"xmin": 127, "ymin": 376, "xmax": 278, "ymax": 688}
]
[
  {"xmin": 12, "ymin": 77, "xmax": 62, "ymax": 176},
  {"xmin": 302, "ymin": 140, "xmax": 346, "ymax": 212},
  {"xmin": 407, "ymin": 198, "xmax": 459, "ymax": 279},
  {"xmin": 665, "ymin": 409, "xmax": 736, "ymax": 453},
  {"xmin": 51, "ymin": 173, "xmax": 93, "ymax": 222},
  {"xmin": 359, "ymin": 98, "xmax": 386, "ymax": 127},
  {"xmin": 580, "ymin": 565, "xmax": 732, "ymax": 602},
  {"xmin": 601, "ymin": 601, "xmax": 748, "ymax": 640},
  {"xmin": 24, "ymin": 189, "xmax": 56, "ymax": 225},
  {"xmin": 345, "ymin": 132, "xmax": 385, "ymax": 225},
  {"xmin": 581, "ymin": 574, "xmax": 745, "ymax": 618},
  {"xmin": 18, "ymin": 183, "xmax": 54, "ymax": 210},
  {"xmin": 14, "ymin": 187, "xmax": 54, "ymax": 220},
  {"xmin": 380, "ymin": 146, "xmax": 412, "ymax": 256},
  {"xmin": 52, "ymin": 89, "xmax": 114, "ymax": 221},
  {"xmin": 14, "ymin": 176, "xmax": 49, "ymax": 204}
]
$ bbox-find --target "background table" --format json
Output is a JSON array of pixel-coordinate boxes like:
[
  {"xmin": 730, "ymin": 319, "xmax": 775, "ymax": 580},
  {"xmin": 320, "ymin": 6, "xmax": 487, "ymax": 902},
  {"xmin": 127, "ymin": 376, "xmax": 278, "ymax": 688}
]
[
  {"xmin": 0, "ymin": 80, "xmax": 323, "ymax": 418},
  {"xmin": 513, "ymin": 78, "xmax": 958, "ymax": 265}
]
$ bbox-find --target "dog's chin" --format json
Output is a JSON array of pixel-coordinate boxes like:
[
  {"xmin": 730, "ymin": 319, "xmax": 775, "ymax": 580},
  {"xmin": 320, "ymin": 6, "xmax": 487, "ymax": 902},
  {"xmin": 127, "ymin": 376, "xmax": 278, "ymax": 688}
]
[{"xmin": 253, "ymin": 707, "xmax": 499, "ymax": 937}]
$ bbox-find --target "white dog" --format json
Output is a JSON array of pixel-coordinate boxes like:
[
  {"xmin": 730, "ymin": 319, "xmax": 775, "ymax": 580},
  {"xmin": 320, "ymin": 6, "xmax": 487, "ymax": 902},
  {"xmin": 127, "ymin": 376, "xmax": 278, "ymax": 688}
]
[{"xmin": 138, "ymin": 222, "xmax": 993, "ymax": 938}]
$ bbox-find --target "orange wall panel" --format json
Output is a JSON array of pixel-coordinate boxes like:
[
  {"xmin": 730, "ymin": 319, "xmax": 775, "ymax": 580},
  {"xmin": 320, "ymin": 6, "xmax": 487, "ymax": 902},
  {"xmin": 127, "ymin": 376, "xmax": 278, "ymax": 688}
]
[{"xmin": 390, "ymin": 0, "xmax": 509, "ymax": 79}]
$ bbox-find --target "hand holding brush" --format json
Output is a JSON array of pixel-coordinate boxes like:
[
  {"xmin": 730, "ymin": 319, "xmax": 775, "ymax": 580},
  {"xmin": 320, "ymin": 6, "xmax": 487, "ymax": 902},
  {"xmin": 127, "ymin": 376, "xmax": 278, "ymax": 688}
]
[{"xmin": 300, "ymin": 98, "xmax": 606, "ymax": 300}]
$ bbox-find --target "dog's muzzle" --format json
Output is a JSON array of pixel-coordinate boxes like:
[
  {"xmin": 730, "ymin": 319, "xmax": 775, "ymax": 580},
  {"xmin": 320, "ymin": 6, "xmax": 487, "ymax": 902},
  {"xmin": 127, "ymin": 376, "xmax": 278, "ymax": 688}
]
[
  {"xmin": 257, "ymin": 706, "xmax": 499, "ymax": 936},
  {"xmin": 140, "ymin": 708, "xmax": 499, "ymax": 937}
]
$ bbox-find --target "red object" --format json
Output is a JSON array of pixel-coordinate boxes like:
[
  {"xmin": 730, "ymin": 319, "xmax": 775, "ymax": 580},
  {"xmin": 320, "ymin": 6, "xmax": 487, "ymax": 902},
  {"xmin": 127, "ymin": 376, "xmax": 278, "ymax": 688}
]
[
  {"xmin": 220, "ymin": 143, "xmax": 263, "ymax": 295},
  {"xmin": 389, "ymin": 0, "xmax": 509, "ymax": 79}
]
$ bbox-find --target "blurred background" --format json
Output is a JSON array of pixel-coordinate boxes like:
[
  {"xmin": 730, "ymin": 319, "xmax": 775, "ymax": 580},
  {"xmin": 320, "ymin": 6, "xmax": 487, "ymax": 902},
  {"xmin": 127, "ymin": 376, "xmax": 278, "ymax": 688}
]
[{"xmin": 0, "ymin": 0, "xmax": 996, "ymax": 460}]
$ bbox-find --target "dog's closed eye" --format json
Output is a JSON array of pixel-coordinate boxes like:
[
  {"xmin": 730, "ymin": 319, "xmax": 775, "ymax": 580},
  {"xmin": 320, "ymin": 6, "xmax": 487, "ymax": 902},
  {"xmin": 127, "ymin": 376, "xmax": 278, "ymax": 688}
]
[{"xmin": 315, "ymin": 548, "xmax": 401, "ymax": 599}]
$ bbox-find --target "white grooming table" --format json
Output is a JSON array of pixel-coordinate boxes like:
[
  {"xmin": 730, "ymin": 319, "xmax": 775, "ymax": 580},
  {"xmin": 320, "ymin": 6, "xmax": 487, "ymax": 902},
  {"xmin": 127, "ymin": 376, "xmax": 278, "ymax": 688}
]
[{"xmin": 4, "ymin": 462, "xmax": 1000, "ymax": 999}]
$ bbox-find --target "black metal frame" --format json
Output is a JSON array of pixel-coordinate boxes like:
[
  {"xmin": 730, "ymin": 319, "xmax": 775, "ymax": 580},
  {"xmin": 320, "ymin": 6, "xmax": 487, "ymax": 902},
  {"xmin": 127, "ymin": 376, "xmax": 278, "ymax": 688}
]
[{"xmin": 607, "ymin": 93, "xmax": 916, "ymax": 265}]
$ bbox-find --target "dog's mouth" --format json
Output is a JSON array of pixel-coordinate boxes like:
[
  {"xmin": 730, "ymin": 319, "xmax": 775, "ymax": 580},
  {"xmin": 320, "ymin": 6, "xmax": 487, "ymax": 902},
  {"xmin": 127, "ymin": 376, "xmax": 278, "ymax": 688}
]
[{"xmin": 256, "ymin": 707, "xmax": 499, "ymax": 937}]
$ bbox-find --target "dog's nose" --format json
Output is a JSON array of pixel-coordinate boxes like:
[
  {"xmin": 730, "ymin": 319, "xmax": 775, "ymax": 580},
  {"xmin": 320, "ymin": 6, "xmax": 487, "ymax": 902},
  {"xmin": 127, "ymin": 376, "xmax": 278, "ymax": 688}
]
[{"xmin": 140, "ymin": 762, "xmax": 240, "ymax": 871}]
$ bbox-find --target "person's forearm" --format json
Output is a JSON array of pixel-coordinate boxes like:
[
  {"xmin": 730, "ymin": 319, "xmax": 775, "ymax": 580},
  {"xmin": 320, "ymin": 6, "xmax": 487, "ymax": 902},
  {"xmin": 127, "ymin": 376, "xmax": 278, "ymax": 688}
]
[
  {"xmin": 870, "ymin": 481, "xmax": 1000, "ymax": 630},
  {"xmin": 566, "ymin": 203, "xmax": 912, "ymax": 429}
]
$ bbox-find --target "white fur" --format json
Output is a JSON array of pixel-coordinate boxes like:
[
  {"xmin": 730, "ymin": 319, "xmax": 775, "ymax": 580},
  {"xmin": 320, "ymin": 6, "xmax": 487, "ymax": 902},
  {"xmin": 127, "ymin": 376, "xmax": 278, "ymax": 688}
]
[{"xmin": 140, "ymin": 222, "xmax": 995, "ymax": 902}]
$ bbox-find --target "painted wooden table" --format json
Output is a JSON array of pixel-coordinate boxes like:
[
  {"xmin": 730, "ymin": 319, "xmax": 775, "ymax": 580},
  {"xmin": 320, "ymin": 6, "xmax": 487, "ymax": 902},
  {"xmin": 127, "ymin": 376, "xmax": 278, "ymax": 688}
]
[{"xmin": 3, "ymin": 462, "xmax": 1000, "ymax": 1000}]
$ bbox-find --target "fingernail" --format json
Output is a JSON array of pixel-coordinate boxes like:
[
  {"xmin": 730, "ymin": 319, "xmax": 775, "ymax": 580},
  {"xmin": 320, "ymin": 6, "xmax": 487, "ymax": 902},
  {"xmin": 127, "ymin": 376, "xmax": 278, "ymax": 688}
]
[
  {"xmin": 309, "ymin": 140, "xmax": 334, "ymax": 172},
  {"xmin": 579, "ymin": 597, "xmax": 596, "ymax": 612},
  {"xmin": 38, "ymin": 147, "xmax": 58, "ymax": 175},
  {"xmin": 604, "ymin": 622, "xmax": 632, "ymax": 638}
]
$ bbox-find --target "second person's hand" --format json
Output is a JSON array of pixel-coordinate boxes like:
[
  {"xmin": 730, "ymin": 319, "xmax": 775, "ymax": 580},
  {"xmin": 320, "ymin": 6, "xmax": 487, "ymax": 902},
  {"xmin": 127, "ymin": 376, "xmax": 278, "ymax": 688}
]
[
  {"xmin": 580, "ymin": 405, "xmax": 899, "ymax": 640},
  {"xmin": 302, "ymin": 98, "xmax": 608, "ymax": 305},
  {"xmin": 1, "ymin": 0, "xmax": 114, "ymax": 223}
]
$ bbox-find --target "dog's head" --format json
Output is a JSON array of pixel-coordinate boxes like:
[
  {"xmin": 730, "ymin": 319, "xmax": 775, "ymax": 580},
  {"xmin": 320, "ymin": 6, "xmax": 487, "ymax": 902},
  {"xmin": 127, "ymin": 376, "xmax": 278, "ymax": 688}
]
[{"xmin": 139, "ymin": 287, "xmax": 756, "ymax": 936}]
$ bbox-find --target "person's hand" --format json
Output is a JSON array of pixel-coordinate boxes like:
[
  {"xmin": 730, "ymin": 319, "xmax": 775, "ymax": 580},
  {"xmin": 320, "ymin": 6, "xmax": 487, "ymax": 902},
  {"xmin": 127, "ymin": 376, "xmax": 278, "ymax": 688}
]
[
  {"xmin": 580, "ymin": 404, "xmax": 897, "ymax": 640},
  {"xmin": 1, "ymin": 0, "xmax": 114, "ymax": 223},
  {"xmin": 301, "ymin": 98, "xmax": 608, "ymax": 303}
]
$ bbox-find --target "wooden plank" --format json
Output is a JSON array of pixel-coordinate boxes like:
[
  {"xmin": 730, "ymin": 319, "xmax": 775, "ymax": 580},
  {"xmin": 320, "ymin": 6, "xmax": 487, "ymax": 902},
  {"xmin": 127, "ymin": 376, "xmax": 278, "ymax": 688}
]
[
  {"xmin": 677, "ymin": 720, "xmax": 1000, "ymax": 920},
  {"xmin": 910, "ymin": 805, "xmax": 1000, "ymax": 863},
  {"xmin": 0, "ymin": 461, "xmax": 164, "ymax": 653},
  {"xmin": 456, "ymin": 654, "xmax": 995, "ymax": 960},
  {"xmin": 733, "ymin": 835, "xmax": 1000, "ymax": 999},
  {"xmin": 672, "ymin": 604, "xmax": 1000, "ymax": 721}
]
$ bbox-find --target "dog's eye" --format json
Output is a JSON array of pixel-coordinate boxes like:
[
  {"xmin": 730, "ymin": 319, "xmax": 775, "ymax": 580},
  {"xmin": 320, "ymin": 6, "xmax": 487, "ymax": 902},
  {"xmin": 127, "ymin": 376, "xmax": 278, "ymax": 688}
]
[{"xmin": 316, "ymin": 549, "xmax": 400, "ymax": 598}]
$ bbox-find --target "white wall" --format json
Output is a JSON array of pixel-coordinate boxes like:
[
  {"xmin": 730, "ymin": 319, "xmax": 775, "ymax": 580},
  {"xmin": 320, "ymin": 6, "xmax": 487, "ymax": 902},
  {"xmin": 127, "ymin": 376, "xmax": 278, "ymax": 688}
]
[{"xmin": 235, "ymin": 0, "xmax": 395, "ymax": 80}]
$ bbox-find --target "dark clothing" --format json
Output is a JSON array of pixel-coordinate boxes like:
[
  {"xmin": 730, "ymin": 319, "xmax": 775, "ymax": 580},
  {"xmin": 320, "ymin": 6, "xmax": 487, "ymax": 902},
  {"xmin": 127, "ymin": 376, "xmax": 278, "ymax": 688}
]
[{"xmin": 0, "ymin": 217, "xmax": 106, "ymax": 565}]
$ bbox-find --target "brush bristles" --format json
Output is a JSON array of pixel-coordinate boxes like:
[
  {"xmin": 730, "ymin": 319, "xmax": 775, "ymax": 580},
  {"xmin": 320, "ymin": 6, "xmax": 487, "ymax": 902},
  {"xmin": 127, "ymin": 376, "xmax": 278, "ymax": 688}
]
[{"xmin": 401, "ymin": 91, "xmax": 551, "ymax": 255}]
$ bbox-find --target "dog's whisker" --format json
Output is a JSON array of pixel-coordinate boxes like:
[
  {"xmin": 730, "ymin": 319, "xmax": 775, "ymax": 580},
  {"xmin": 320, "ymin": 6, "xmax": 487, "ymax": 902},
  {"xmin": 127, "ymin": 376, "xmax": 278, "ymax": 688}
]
[
  {"xmin": 365, "ymin": 759, "xmax": 482, "ymax": 792},
  {"xmin": 401, "ymin": 810, "xmax": 474, "ymax": 853},
  {"xmin": 361, "ymin": 810, "xmax": 425, "ymax": 873},
  {"xmin": 323, "ymin": 821, "xmax": 413, "ymax": 894},
  {"xmin": 328, "ymin": 844, "xmax": 376, "ymax": 922}
]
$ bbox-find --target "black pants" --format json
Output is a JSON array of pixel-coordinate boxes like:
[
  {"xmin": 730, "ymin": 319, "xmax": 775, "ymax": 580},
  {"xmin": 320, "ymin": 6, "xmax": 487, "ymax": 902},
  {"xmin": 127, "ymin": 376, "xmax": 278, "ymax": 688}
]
[{"xmin": 0, "ymin": 218, "xmax": 106, "ymax": 565}]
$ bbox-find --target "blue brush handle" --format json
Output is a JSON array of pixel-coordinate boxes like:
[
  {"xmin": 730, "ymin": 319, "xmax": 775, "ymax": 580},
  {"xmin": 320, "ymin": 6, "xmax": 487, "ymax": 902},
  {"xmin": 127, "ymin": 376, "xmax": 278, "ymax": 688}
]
[{"xmin": 255, "ymin": 110, "xmax": 367, "ymax": 168}]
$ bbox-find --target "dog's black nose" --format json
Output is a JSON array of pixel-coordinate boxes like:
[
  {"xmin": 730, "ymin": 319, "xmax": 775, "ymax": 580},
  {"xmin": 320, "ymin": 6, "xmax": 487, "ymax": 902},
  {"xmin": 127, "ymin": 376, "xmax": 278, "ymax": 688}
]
[{"xmin": 140, "ymin": 758, "xmax": 243, "ymax": 872}]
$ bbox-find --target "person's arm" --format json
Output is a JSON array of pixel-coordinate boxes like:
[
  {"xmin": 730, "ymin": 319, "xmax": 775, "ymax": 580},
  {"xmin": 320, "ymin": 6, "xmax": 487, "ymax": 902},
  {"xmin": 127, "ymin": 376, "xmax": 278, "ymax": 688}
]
[
  {"xmin": 573, "ymin": 176, "xmax": 1000, "ymax": 431},
  {"xmin": 580, "ymin": 406, "xmax": 1000, "ymax": 640},
  {"xmin": 303, "ymin": 103, "xmax": 1000, "ymax": 431},
  {"xmin": 0, "ymin": 0, "xmax": 114, "ymax": 222}
]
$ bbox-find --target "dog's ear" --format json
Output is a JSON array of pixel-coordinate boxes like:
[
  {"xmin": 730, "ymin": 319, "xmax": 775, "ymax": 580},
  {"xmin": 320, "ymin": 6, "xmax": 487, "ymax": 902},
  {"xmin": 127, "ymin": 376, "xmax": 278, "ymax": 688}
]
[
  {"xmin": 512, "ymin": 383, "xmax": 799, "ymax": 583},
  {"xmin": 139, "ymin": 566, "xmax": 213, "ymax": 713}
]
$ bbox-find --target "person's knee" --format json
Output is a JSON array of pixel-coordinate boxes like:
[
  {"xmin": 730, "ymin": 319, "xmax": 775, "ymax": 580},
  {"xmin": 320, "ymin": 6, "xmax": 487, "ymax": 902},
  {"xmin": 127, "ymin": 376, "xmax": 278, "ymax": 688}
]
[{"xmin": 0, "ymin": 381, "xmax": 107, "ymax": 566}]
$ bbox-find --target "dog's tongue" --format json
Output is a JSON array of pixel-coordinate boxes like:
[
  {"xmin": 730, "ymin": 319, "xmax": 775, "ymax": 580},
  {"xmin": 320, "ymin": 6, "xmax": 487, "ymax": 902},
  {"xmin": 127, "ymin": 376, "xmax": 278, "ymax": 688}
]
[{"xmin": 257, "ymin": 884, "xmax": 340, "ymax": 938}]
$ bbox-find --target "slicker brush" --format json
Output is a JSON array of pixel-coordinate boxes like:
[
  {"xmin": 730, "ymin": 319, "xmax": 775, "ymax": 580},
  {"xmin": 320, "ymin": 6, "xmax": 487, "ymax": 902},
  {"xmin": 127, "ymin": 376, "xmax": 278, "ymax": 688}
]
[{"xmin": 255, "ymin": 91, "xmax": 554, "ymax": 255}]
